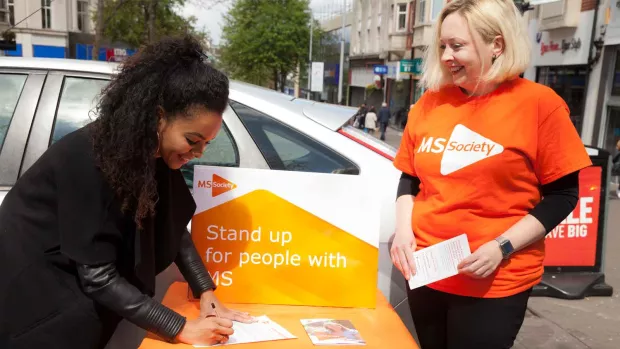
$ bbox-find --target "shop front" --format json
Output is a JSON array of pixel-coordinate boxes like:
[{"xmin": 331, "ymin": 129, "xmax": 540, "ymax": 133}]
[
  {"xmin": 524, "ymin": 8, "xmax": 595, "ymax": 136},
  {"xmin": 349, "ymin": 57, "xmax": 384, "ymax": 109},
  {"xmin": 591, "ymin": 0, "xmax": 620, "ymax": 156}
]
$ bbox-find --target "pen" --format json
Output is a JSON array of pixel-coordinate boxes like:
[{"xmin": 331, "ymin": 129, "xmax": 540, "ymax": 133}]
[
  {"xmin": 211, "ymin": 302, "xmax": 220, "ymax": 318},
  {"xmin": 205, "ymin": 302, "xmax": 219, "ymax": 319}
]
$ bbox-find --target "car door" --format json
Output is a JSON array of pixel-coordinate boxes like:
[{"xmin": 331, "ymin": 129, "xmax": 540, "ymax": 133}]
[
  {"xmin": 0, "ymin": 69, "xmax": 46, "ymax": 205},
  {"xmin": 19, "ymin": 71, "xmax": 270, "ymax": 184}
]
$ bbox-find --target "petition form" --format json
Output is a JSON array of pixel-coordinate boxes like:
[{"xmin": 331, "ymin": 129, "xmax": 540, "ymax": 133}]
[
  {"xmin": 194, "ymin": 315, "xmax": 295, "ymax": 347},
  {"xmin": 408, "ymin": 234, "xmax": 471, "ymax": 290}
]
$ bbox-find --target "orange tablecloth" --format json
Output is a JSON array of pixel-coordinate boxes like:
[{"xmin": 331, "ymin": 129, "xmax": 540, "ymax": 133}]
[{"xmin": 139, "ymin": 282, "xmax": 419, "ymax": 348}]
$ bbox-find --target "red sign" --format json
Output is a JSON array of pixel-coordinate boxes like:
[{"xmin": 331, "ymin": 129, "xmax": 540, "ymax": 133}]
[
  {"xmin": 540, "ymin": 41, "xmax": 561, "ymax": 56},
  {"xmin": 543, "ymin": 166, "xmax": 601, "ymax": 267}
]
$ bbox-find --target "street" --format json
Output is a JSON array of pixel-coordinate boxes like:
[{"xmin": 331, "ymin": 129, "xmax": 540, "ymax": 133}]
[{"xmin": 379, "ymin": 126, "xmax": 620, "ymax": 349}]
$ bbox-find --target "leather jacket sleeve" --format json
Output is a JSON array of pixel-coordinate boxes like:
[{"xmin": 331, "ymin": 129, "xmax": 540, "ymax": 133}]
[
  {"xmin": 77, "ymin": 263, "xmax": 186, "ymax": 342},
  {"xmin": 175, "ymin": 229, "xmax": 217, "ymax": 299}
]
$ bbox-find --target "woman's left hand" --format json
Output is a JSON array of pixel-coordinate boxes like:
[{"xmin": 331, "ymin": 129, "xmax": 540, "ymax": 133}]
[
  {"xmin": 457, "ymin": 240, "xmax": 503, "ymax": 279},
  {"xmin": 199, "ymin": 291, "xmax": 254, "ymax": 323}
]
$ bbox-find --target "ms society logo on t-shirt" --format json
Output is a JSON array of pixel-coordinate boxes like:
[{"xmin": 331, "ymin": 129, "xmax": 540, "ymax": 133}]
[{"xmin": 416, "ymin": 124, "xmax": 504, "ymax": 175}]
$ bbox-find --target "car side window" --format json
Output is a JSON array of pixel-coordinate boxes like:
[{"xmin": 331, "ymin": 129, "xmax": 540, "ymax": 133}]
[
  {"xmin": 0, "ymin": 73, "xmax": 28, "ymax": 153},
  {"xmin": 50, "ymin": 76, "xmax": 109, "ymax": 145},
  {"xmin": 230, "ymin": 101, "xmax": 359, "ymax": 175},
  {"xmin": 180, "ymin": 123, "xmax": 240, "ymax": 188}
]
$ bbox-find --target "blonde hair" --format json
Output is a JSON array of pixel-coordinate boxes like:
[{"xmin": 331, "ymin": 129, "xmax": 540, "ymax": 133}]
[{"xmin": 421, "ymin": 0, "xmax": 530, "ymax": 91}]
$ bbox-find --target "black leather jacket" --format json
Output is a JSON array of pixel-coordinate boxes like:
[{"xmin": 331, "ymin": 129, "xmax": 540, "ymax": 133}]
[{"xmin": 77, "ymin": 229, "xmax": 216, "ymax": 342}]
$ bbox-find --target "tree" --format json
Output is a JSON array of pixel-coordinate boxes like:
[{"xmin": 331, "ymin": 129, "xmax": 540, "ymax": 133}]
[
  {"xmin": 94, "ymin": 0, "xmax": 211, "ymax": 50},
  {"xmin": 219, "ymin": 0, "xmax": 322, "ymax": 91},
  {"xmin": 92, "ymin": 0, "xmax": 105, "ymax": 61}
]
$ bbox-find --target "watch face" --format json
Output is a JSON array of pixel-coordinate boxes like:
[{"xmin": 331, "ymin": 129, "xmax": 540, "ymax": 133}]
[{"xmin": 501, "ymin": 240, "xmax": 514, "ymax": 255}]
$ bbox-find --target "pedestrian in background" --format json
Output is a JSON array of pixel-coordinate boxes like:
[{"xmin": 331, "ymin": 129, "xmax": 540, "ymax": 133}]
[
  {"xmin": 390, "ymin": 0, "xmax": 591, "ymax": 348},
  {"xmin": 364, "ymin": 106, "xmax": 378, "ymax": 135},
  {"xmin": 378, "ymin": 102, "xmax": 391, "ymax": 141},
  {"xmin": 352, "ymin": 103, "xmax": 367, "ymax": 129}
]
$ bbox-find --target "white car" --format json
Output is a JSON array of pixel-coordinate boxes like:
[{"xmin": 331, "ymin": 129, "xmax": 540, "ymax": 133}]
[{"xmin": 0, "ymin": 57, "xmax": 413, "ymax": 345}]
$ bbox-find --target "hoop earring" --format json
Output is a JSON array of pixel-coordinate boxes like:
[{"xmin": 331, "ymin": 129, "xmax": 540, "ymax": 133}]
[{"xmin": 155, "ymin": 131, "xmax": 161, "ymax": 156}]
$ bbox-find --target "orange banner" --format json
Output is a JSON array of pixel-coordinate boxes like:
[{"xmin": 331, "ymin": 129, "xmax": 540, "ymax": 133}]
[{"xmin": 190, "ymin": 166, "xmax": 379, "ymax": 308}]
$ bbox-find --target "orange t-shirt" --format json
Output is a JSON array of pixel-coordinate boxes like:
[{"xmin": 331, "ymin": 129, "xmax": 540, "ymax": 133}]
[{"xmin": 393, "ymin": 78, "xmax": 592, "ymax": 298}]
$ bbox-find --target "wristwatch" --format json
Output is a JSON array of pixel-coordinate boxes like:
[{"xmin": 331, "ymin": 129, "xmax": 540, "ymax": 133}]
[{"xmin": 495, "ymin": 236, "xmax": 515, "ymax": 260}]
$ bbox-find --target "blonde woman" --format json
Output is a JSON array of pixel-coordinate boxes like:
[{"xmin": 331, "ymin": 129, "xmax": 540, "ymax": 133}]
[{"xmin": 390, "ymin": 1, "xmax": 591, "ymax": 348}]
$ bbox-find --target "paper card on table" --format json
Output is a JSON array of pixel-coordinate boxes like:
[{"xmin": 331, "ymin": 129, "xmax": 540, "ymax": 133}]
[
  {"xmin": 300, "ymin": 319, "xmax": 365, "ymax": 346},
  {"xmin": 408, "ymin": 234, "xmax": 471, "ymax": 290},
  {"xmin": 193, "ymin": 315, "xmax": 296, "ymax": 347}
]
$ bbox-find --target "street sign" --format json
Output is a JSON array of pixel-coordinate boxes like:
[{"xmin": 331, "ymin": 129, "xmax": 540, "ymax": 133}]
[
  {"xmin": 311, "ymin": 62, "xmax": 324, "ymax": 92},
  {"xmin": 373, "ymin": 65, "xmax": 388, "ymax": 75},
  {"xmin": 400, "ymin": 59, "xmax": 423, "ymax": 75}
]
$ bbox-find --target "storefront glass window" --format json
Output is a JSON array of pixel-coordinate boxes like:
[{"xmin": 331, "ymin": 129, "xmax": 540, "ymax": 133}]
[
  {"xmin": 536, "ymin": 65, "xmax": 586, "ymax": 134},
  {"xmin": 604, "ymin": 107, "xmax": 620, "ymax": 155},
  {"xmin": 611, "ymin": 52, "xmax": 620, "ymax": 96}
]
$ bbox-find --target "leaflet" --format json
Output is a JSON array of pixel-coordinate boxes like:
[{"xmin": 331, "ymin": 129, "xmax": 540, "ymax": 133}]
[
  {"xmin": 301, "ymin": 319, "xmax": 365, "ymax": 346},
  {"xmin": 408, "ymin": 234, "xmax": 471, "ymax": 290}
]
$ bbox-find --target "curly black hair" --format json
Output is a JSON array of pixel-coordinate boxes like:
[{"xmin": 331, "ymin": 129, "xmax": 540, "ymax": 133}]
[{"xmin": 92, "ymin": 34, "xmax": 229, "ymax": 226}]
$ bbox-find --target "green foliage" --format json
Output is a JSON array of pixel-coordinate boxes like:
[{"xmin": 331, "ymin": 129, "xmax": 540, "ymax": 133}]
[
  {"xmin": 219, "ymin": 0, "xmax": 322, "ymax": 90},
  {"xmin": 98, "ymin": 0, "xmax": 211, "ymax": 49}
]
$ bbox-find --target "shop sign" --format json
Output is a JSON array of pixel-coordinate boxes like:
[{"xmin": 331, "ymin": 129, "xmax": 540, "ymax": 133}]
[
  {"xmin": 400, "ymin": 58, "xmax": 422, "ymax": 75},
  {"xmin": 540, "ymin": 38, "xmax": 582, "ymax": 56},
  {"xmin": 373, "ymin": 65, "xmax": 388, "ymax": 75}
]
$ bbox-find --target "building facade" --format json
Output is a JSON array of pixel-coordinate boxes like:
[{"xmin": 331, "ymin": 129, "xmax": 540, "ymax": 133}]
[
  {"xmin": 317, "ymin": 12, "xmax": 353, "ymax": 104},
  {"xmin": 522, "ymin": 0, "xmax": 605, "ymax": 145},
  {"xmin": 348, "ymin": 0, "xmax": 419, "ymax": 125},
  {"xmin": 0, "ymin": 0, "xmax": 134, "ymax": 61},
  {"xmin": 586, "ymin": 0, "xmax": 620, "ymax": 156}
]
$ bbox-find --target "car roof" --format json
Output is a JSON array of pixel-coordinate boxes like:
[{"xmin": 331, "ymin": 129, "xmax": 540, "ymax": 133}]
[{"xmin": 0, "ymin": 57, "xmax": 355, "ymax": 131}]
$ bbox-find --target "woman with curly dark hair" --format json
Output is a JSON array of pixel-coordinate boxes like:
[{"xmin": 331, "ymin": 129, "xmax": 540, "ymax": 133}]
[{"xmin": 0, "ymin": 35, "xmax": 252, "ymax": 348}]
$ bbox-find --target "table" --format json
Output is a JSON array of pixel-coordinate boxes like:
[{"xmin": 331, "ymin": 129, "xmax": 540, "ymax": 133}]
[{"xmin": 139, "ymin": 282, "xmax": 419, "ymax": 348}]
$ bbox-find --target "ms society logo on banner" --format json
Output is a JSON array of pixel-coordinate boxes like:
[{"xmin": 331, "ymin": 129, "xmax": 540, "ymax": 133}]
[
  {"xmin": 197, "ymin": 174, "xmax": 237, "ymax": 197},
  {"xmin": 191, "ymin": 166, "xmax": 380, "ymax": 308}
]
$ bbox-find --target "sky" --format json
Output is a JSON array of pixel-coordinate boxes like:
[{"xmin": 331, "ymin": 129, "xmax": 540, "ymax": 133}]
[{"xmin": 180, "ymin": 0, "xmax": 351, "ymax": 46}]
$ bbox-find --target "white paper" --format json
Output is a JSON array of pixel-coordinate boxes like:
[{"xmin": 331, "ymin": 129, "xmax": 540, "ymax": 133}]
[
  {"xmin": 408, "ymin": 234, "xmax": 471, "ymax": 290},
  {"xmin": 194, "ymin": 315, "xmax": 296, "ymax": 347}
]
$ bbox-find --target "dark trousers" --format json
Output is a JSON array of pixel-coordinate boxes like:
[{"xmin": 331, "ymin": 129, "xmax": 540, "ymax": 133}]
[
  {"xmin": 408, "ymin": 286, "xmax": 531, "ymax": 349},
  {"xmin": 379, "ymin": 122, "xmax": 388, "ymax": 141}
]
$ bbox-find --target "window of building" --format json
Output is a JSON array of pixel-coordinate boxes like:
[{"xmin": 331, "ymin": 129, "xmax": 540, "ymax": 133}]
[
  {"xmin": 604, "ymin": 107, "xmax": 620, "ymax": 155},
  {"xmin": 611, "ymin": 51, "xmax": 620, "ymax": 96},
  {"xmin": 0, "ymin": 0, "xmax": 13, "ymax": 25},
  {"xmin": 7, "ymin": 0, "xmax": 13, "ymax": 26},
  {"xmin": 536, "ymin": 65, "xmax": 587, "ymax": 134},
  {"xmin": 0, "ymin": 0, "xmax": 6, "ymax": 24},
  {"xmin": 41, "ymin": 0, "xmax": 52, "ymax": 29},
  {"xmin": 418, "ymin": 0, "xmax": 426, "ymax": 24},
  {"xmin": 77, "ymin": 0, "xmax": 88, "ymax": 32},
  {"xmin": 431, "ymin": 0, "xmax": 444, "ymax": 21},
  {"xmin": 397, "ymin": 3, "xmax": 407, "ymax": 31}
]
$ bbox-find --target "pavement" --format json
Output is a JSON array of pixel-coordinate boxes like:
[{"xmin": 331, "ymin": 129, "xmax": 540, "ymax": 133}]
[{"xmin": 378, "ymin": 126, "xmax": 620, "ymax": 349}]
